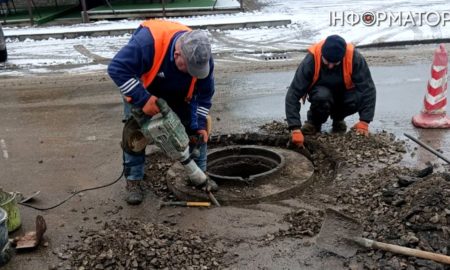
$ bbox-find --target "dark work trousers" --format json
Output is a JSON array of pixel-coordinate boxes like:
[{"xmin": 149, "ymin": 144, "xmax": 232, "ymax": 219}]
[{"xmin": 307, "ymin": 86, "xmax": 360, "ymax": 126}]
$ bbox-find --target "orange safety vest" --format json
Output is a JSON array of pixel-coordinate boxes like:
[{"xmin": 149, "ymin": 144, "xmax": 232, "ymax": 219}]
[
  {"xmin": 140, "ymin": 20, "xmax": 197, "ymax": 102},
  {"xmin": 307, "ymin": 40, "xmax": 355, "ymax": 90}
]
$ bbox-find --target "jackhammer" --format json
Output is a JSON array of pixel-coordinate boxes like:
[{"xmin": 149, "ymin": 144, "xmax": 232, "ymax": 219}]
[{"xmin": 130, "ymin": 98, "xmax": 219, "ymax": 204}]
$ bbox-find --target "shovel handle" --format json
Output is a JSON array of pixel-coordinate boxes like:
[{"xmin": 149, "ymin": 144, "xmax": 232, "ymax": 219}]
[{"xmin": 355, "ymin": 237, "xmax": 450, "ymax": 265}]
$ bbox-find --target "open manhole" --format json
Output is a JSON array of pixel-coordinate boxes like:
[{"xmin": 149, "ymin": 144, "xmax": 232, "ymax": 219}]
[
  {"xmin": 207, "ymin": 146, "xmax": 285, "ymax": 185},
  {"xmin": 166, "ymin": 145, "xmax": 315, "ymax": 205}
]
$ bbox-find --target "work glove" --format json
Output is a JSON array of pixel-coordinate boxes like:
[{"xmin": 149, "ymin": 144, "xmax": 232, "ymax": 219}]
[
  {"xmin": 291, "ymin": 129, "xmax": 304, "ymax": 147},
  {"xmin": 142, "ymin": 96, "xmax": 160, "ymax": 116},
  {"xmin": 352, "ymin": 121, "xmax": 369, "ymax": 136},
  {"xmin": 197, "ymin": 129, "xmax": 208, "ymax": 143},
  {"xmin": 189, "ymin": 131, "xmax": 208, "ymax": 159}
]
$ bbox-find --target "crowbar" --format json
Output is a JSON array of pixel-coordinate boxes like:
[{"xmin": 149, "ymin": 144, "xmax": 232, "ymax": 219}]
[{"xmin": 404, "ymin": 133, "xmax": 450, "ymax": 164}]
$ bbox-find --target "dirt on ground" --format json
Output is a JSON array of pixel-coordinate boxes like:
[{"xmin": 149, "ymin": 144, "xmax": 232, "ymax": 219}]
[
  {"xmin": 53, "ymin": 220, "xmax": 225, "ymax": 269},
  {"xmin": 51, "ymin": 124, "xmax": 449, "ymax": 269},
  {"xmin": 259, "ymin": 123, "xmax": 449, "ymax": 269}
]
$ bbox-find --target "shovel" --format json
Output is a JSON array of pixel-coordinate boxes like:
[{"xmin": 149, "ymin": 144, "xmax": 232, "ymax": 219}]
[
  {"xmin": 316, "ymin": 208, "xmax": 450, "ymax": 265},
  {"xmin": 18, "ymin": 191, "xmax": 40, "ymax": 204}
]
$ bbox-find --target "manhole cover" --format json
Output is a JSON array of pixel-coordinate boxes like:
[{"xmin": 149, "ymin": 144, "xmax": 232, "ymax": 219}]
[{"xmin": 166, "ymin": 145, "xmax": 314, "ymax": 205}]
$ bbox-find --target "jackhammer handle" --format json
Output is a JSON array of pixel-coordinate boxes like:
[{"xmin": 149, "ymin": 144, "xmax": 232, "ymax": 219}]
[
  {"xmin": 354, "ymin": 237, "xmax": 450, "ymax": 265},
  {"xmin": 156, "ymin": 98, "xmax": 170, "ymax": 115},
  {"xmin": 130, "ymin": 106, "xmax": 151, "ymax": 127}
]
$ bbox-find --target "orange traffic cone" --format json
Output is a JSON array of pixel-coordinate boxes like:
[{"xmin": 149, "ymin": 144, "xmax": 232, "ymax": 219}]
[{"xmin": 412, "ymin": 44, "xmax": 450, "ymax": 128}]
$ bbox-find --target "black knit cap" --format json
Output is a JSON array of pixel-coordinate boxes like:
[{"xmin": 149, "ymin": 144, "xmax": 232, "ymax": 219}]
[{"xmin": 321, "ymin": 35, "xmax": 346, "ymax": 63}]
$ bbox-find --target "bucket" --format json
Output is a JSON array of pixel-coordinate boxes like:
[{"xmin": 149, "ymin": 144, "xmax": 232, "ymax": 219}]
[
  {"xmin": 0, "ymin": 207, "xmax": 11, "ymax": 266},
  {"xmin": 0, "ymin": 191, "xmax": 21, "ymax": 232},
  {"xmin": 0, "ymin": 208, "xmax": 7, "ymax": 250}
]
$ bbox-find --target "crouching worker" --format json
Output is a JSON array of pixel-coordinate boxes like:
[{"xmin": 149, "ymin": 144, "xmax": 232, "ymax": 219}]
[{"xmin": 285, "ymin": 35, "xmax": 376, "ymax": 147}]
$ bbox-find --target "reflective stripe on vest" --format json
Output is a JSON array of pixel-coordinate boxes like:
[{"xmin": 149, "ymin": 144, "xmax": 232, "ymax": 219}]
[
  {"xmin": 307, "ymin": 40, "xmax": 355, "ymax": 90},
  {"xmin": 140, "ymin": 20, "xmax": 197, "ymax": 102}
]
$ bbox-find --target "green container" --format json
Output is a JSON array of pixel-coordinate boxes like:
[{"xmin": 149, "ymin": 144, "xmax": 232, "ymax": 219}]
[
  {"xmin": 0, "ymin": 207, "xmax": 11, "ymax": 267},
  {"xmin": 0, "ymin": 191, "xmax": 21, "ymax": 232},
  {"xmin": 0, "ymin": 208, "xmax": 7, "ymax": 250}
]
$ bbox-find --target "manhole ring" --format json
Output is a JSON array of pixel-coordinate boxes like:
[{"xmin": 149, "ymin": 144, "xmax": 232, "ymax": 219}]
[
  {"xmin": 166, "ymin": 146, "xmax": 314, "ymax": 205},
  {"xmin": 207, "ymin": 145, "xmax": 285, "ymax": 185}
]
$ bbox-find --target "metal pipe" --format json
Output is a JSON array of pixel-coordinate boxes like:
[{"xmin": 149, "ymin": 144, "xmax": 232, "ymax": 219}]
[
  {"xmin": 80, "ymin": 0, "xmax": 89, "ymax": 23},
  {"xmin": 162, "ymin": 0, "xmax": 166, "ymax": 17},
  {"xmin": 207, "ymin": 191, "xmax": 221, "ymax": 207},
  {"xmin": 404, "ymin": 133, "xmax": 450, "ymax": 164},
  {"xmin": 26, "ymin": 0, "xmax": 34, "ymax": 25}
]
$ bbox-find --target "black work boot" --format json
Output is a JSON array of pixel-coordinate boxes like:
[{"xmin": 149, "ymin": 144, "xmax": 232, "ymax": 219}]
[
  {"xmin": 126, "ymin": 180, "xmax": 144, "ymax": 205},
  {"xmin": 332, "ymin": 120, "xmax": 347, "ymax": 133},
  {"xmin": 301, "ymin": 121, "xmax": 321, "ymax": 135}
]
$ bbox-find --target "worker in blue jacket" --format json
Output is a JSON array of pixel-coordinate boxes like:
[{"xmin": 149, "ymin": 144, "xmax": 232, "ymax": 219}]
[{"xmin": 108, "ymin": 19, "xmax": 216, "ymax": 205}]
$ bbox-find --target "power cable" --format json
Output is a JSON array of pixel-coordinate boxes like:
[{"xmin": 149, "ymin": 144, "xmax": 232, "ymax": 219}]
[{"xmin": 18, "ymin": 169, "xmax": 124, "ymax": 211}]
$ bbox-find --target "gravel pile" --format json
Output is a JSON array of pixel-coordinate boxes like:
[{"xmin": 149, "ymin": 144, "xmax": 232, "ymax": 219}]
[
  {"xmin": 279, "ymin": 209, "xmax": 324, "ymax": 238},
  {"xmin": 56, "ymin": 220, "xmax": 224, "ymax": 270},
  {"xmin": 315, "ymin": 131, "xmax": 407, "ymax": 167},
  {"xmin": 339, "ymin": 170, "xmax": 450, "ymax": 270},
  {"xmin": 259, "ymin": 121, "xmax": 289, "ymax": 135},
  {"xmin": 317, "ymin": 132, "xmax": 450, "ymax": 270},
  {"xmin": 143, "ymin": 152, "xmax": 176, "ymax": 200},
  {"xmin": 250, "ymin": 124, "xmax": 450, "ymax": 269}
]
